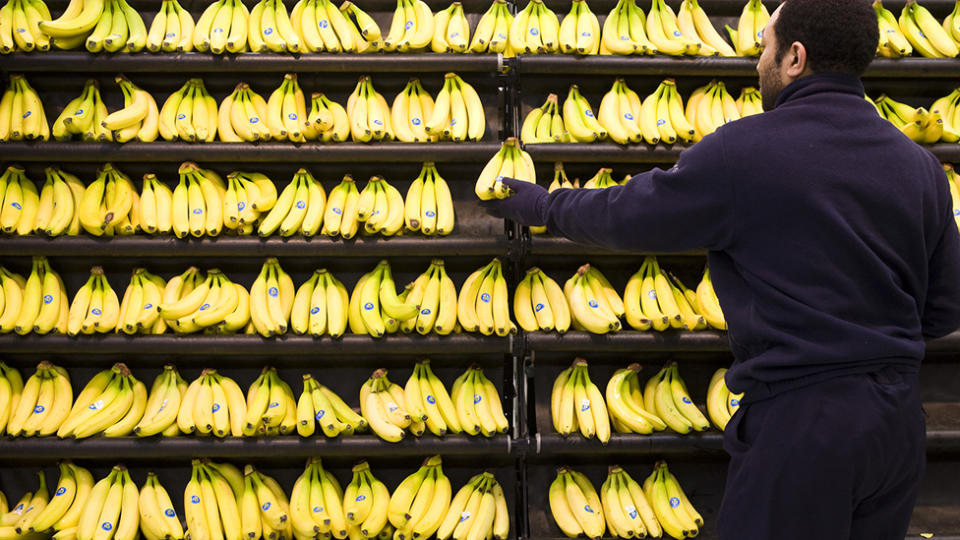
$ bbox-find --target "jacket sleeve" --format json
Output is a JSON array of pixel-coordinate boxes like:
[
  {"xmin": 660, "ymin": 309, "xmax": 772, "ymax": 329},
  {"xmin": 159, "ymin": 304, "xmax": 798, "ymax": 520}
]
[
  {"xmin": 922, "ymin": 172, "xmax": 960, "ymax": 339},
  {"xmin": 539, "ymin": 131, "xmax": 736, "ymax": 252}
]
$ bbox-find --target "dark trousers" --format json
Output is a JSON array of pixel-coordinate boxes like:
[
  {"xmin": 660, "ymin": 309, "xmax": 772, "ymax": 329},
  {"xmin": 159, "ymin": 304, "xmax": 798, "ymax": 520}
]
[{"xmin": 716, "ymin": 367, "xmax": 926, "ymax": 540}]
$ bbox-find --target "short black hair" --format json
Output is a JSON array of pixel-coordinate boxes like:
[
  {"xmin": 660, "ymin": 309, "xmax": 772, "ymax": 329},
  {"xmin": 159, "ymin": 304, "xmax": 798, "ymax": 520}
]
[{"xmin": 774, "ymin": 0, "xmax": 878, "ymax": 76}]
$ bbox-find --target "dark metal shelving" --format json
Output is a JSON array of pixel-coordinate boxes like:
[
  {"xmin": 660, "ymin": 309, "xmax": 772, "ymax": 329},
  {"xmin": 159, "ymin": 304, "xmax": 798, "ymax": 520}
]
[{"xmin": 525, "ymin": 330, "xmax": 731, "ymax": 354}]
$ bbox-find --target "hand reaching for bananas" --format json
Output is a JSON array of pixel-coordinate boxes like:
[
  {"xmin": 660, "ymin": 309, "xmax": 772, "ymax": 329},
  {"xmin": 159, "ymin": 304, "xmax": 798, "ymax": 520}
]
[{"xmin": 480, "ymin": 176, "xmax": 548, "ymax": 226}]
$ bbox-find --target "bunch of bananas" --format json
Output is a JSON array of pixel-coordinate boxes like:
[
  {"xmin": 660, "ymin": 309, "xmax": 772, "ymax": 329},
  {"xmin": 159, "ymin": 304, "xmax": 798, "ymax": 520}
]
[
  {"xmin": 932, "ymin": 88, "xmax": 960, "ymax": 144},
  {"xmin": 581, "ymin": 167, "xmax": 620, "ymax": 188},
  {"xmin": 18, "ymin": 462, "xmax": 94, "ymax": 536},
  {"xmin": 33, "ymin": 167, "xmax": 82, "ymax": 237},
  {"xmin": 256, "ymin": 168, "xmax": 325, "ymax": 236},
  {"xmin": 348, "ymin": 260, "xmax": 419, "ymax": 338},
  {"xmin": 133, "ymin": 365, "xmax": 188, "ymax": 437},
  {"xmin": 145, "ymin": 0, "xmax": 194, "ymax": 52},
  {"xmin": 31, "ymin": 0, "xmax": 96, "ymax": 48},
  {"xmin": 676, "ymin": 0, "xmax": 735, "ymax": 56},
  {"xmin": 250, "ymin": 258, "xmax": 295, "ymax": 337},
  {"xmin": 295, "ymin": 374, "xmax": 366, "ymax": 437},
  {"xmin": 1, "ymin": 167, "xmax": 39, "ymax": 236},
  {"xmin": 192, "ymin": 0, "xmax": 250, "ymax": 53},
  {"xmin": 450, "ymin": 365, "xmax": 509, "ymax": 437},
  {"xmin": 253, "ymin": 0, "xmax": 303, "ymax": 52},
  {"xmin": 643, "ymin": 361, "xmax": 709, "ymax": 434},
  {"xmin": 643, "ymin": 462, "xmax": 702, "ymax": 539},
  {"xmin": 176, "ymin": 369, "xmax": 247, "ymax": 437},
  {"xmin": 520, "ymin": 94, "xmax": 568, "ymax": 143},
  {"xmin": 422, "ymin": 73, "xmax": 484, "ymax": 141},
  {"xmin": 440, "ymin": 472, "xmax": 509, "ymax": 540},
  {"xmin": 509, "ymin": 0, "xmax": 560, "ymax": 54},
  {"xmin": 355, "ymin": 175, "xmax": 405, "ymax": 236},
  {"xmin": 381, "ymin": 0, "xmax": 433, "ymax": 51},
  {"xmin": 290, "ymin": 269, "xmax": 350, "ymax": 337},
  {"xmin": 288, "ymin": 458, "xmax": 351, "ymax": 540},
  {"xmin": 551, "ymin": 359, "xmax": 610, "ymax": 443},
  {"xmin": 599, "ymin": 0, "xmax": 652, "ymax": 55},
  {"xmin": 115, "ymin": 268, "xmax": 167, "ymax": 335},
  {"xmin": 359, "ymin": 369, "xmax": 414, "ymax": 442},
  {"xmin": 0, "ymin": 0, "xmax": 51, "ymax": 52},
  {"xmin": 403, "ymin": 360, "xmax": 460, "ymax": 437},
  {"xmin": 563, "ymin": 264, "xmax": 623, "ymax": 334},
  {"xmin": 307, "ymin": 92, "xmax": 350, "ymax": 141},
  {"xmin": 101, "ymin": 76, "xmax": 159, "ymax": 143},
  {"xmin": 548, "ymin": 467, "xmax": 604, "ymax": 540},
  {"xmin": 265, "ymin": 74, "xmax": 316, "ymax": 142},
  {"xmin": 348, "ymin": 76, "xmax": 394, "ymax": 142},
  {"xmin": 319, "ymin": 175, "xmax": 362, "ymax": 237},
  {"xmin": 7, "ymin": 257, "xmax": 67, "ymax": 335},
  {"xmin": 685, "ymin": 79, "xmax": 743, "ymax": 141},
  {"xmin": 599, "ymin": 466, "xmax": 660, "ymax": 539},
  {"xmin": 0, "ymin": 75, "xmax": 49, "ymax": 141},
  {"xmin": 391, "ymin": 78, "xmax": 436, "ymax": 142},
  {"xmin": 941, "ymin": 0, "xmax": 960, "ymax": 51},
  {"xmin": 560, "ymin": 85, "xmax": 606, "ymax": 142},
  {"xmin": 58, "ymin": 363, "xmax": 146, "ymax": 438},
  {"xmin": 4, "ymin": 362, "xmax": 71, "ymax": 437},
  {"xmin": 694, "ymin": 267, "xmax": 725, "ymax": 330},
  {"xmin": 431, "ymin": 2, "xmax": 470, "ymax": 52},
  {"xmin": 398, "ymin": 259, "xmax": 458, "ymax": 335},
  {"xmin": 599, "ymin": 79, "xmax": 657, "ymax": 145},
  {"xmin": 77, "ymin": 164, "xmax": 137, "ymax": 236},
  {"xmin": 623, "ymin": 256, "xmax": 699, "ymax": 331},
  {"xmin": 874, "ymin": 94, "xmax": 955, "ymax": 144},
  {"xmin": 0, "ymin": 471, "xmax": 49, "ymax": 535},
  {"xmin": 558, "ymin": 0, "xmax": 600, "ymax": 55},
  {"xmin": 83, "ymin": 0, "xmax": 145, "ymax": 52},
  {"xmin": 169, "ymin": 162, "xmax": 225, "ymax": 238},
  {"xmin": 51, "ymin": 80, "xmax": 108, "ymax": 141},
  {"xmin": 159, "ymin": 79, "xmax": 218, "ymax": 142},
  {"xmin": 159, "ymin": 266, "xmax": 249, "ymax": 334},
  {"xmin": 223, "ymin": 170, "xmax": 278, "ymax": 233},
  {"xmin": 728, "ymin": 0, "xmax": 768, "ymax": 56},
  {"xmin": 604, "ymin": 364, "xmax": 666, "ymax": 434},
  {"xmin": 388, "ymin": 456, "xmax": 450, "ymax": 539},
  {"xmin": 705, "ymin": 367, "xmax": 743, "ymax": 431},
  {"xmin": 137, "ymin": 472, "xmax": 184, "ymax": 540},
  {"xmin": 0, "ymin": 362, "xmax": 23, "ymax": 433},
  {"xmin": 475, "ymin": 138, "xmax": 536, "ymax": 200},
  {"xmin": 67, "ymin": 266, "xmax": 121, "ymax": 335},
  {"xmin": 242, "ymin": 366, "xmax": 297, "ymax": 435},
  {"xmin": 457, "ymin": 258, "xmax": 513, "ymax": 336},
  {"xmin": 735, "ymin": 86, "xmax": 763, "ymax": 116},
  {"xmin": 514, "ymin": 267, "xmax": 571, "ymax": 333},
  {"xmin": 946, "ymin": 164, "xmax": 960, "ymax": 232},
  {"xmin": 404, "ymin": 162, "xmax": 455, "ymax": 235},
  {"xmin": 874, "ymin": 0, "xmax": 912, "ymax": 57},
  {"xmin": 183, "ymin": 461, "xmax": 246, "ymax": 540},
  {"xmin": 899, "ymin": 0, "xmax": 958, "ymax": 58},
  {"xmin": 217, "ymin": 83, "xmax": 270, "ymax": 142},
  {"xmin": 644, "ymin": 0, "xmax": 707, "ymax": 56},
  {"xmin": 296, "ymin": 0, "xmax": 381, "ymax": 53},
  {"xmin": 468, "ymin": 0, "xmax": 511, "ymax": 53}
]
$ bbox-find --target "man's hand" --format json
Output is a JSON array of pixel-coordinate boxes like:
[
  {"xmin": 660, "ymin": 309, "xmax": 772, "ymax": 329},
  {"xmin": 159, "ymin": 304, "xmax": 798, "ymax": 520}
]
[{"xmin": 479, "ymin": 177, "xmax": 549, "ymax": 227}]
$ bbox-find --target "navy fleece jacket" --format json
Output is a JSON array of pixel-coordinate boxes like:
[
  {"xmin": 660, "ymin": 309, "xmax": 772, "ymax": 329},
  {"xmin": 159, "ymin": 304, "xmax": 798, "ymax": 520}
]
[{"xmin": 531, "ymin": 73, "xmax": 960, "ymax": 402}]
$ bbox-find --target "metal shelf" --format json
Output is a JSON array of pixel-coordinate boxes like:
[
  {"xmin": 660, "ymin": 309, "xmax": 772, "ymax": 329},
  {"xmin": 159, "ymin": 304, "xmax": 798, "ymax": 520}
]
[
  {"xmin": 532, "ymin": 432, "xmax": 725, "ymax": 457},
  {"xmin": 526, "ymin": 236, "xmax": 706, "ymax": 257},
  {"xmin": 0, "ymin": 142, "xmax": 504, "ymax": 163},
  {"xmin": 525, "ymin": 330, "xmax": 730, "ymax": 354},
  {"xmin": 0, "ymin": 52, "xmax": 505, "ymax": 73},
  {"xmin": 0, "ymin": 235, "xmax": 508, "ymax": 258}
]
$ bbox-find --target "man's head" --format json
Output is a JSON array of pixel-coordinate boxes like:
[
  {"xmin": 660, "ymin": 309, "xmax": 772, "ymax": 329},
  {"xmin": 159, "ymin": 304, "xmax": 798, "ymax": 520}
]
[{"xmin": 757, "ymin": 0, "xmax": 877, "ymax": 111}]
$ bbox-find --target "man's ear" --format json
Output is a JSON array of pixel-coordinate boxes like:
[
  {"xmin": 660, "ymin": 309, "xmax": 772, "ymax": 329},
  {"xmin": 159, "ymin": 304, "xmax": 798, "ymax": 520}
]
[{"xmin": 785, "ymin": 41, "xmax": 808, "ymax": 78}]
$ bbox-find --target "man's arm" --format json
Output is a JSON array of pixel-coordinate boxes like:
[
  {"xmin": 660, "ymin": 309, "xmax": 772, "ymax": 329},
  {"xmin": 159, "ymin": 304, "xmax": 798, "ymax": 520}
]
[{"xmin": 922, "ymin": 176, "xmax": 960, "ymax": 338}]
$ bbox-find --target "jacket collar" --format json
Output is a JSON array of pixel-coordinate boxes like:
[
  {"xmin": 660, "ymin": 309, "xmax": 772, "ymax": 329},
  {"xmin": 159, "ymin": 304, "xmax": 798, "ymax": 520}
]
[{"xmin": 773, "ymin": 72, "xmax": 866, "ymax": 109}]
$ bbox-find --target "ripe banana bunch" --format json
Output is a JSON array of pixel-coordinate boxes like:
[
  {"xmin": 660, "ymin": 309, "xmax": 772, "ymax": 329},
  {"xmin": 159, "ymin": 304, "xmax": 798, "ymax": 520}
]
[
  {"xmin": 387, "ymin": 455, "xmax": 450, "ymax": 540},
  {"xmin": 599, "ymin": 466, "xmax": 661, "ymax": 539},
  {"xmin": 6, "ymin": 257, "xmax": 68, "ymax": 335},
  {"xmin": 644, "ymin": 0, "xmax": 705, "ymax": 56},
  {"xmin": 942, "ymin": 0, "xmax": 960, "ymax": 49},
  {"xmin": 685, "ymin": 79, "xmax": 740, "ymax": 142},
  {"xmin": 218, "ymin": 83, "xmax": 271, "ymax": 143},
  {"xmin": 290, "ymin": 269, "xmax": 350, "ymax": 338},
  {"xmin": 705, "ymin": 367, "xmax": 743, "ymax": 431},
  {"xmin": 0, "ymin": 166, "xmax": 39, "ymax": 236},
  {"xmin": 431, "ymin": 2, "xmax": 469, "ymax": 52},
  {"xmin": 183, "ymin": 460, "xmax": 249, "ymax": 540},
  {"xmin": 176, "ymin": 369, "xmax": 247, "ymax": 437},
  {"xmin": 509, "ymin": 0, "xmax": 560, "ymax": 54},
  {"xmin": 563, "ymin": 264, "xmax": 622, "ymax": 334},
  {"xmin": 243, "ymin": 465, "xmax": 294, "ymax": 540},
  {"xmin": 35, "ymin": 167, "xmax": 82, "ymax": 237},
  {"xmin": 404, "ymin": 73, "xmax": 486, "ymax": 144},
  {"xmin": 0, "ymin": 362, "xmax": 24, "ymax": 434},
  {"xmin": 133, "ymin": 364, "xmax": 188, "ymax": 437},
  {"xmin": 138, "ymin": 472, "xmax": 184, "ymax": 540},
  {"xmin": 642, "ymin": 462, "xmax": 702, "ymax": 539},
  {"xmin": 58, "ymin": 363, "xmax": 146, "ymax": 438},
  {"xmin": 468, "ymin": 0, "xmax": 511, "ymax": 53},
  {"xmin": 159, "ymin": 78, "xmax": 218, "ymax": 142},
  {"xmin": 318, "ymin": 174, "xmax": 362, "ymax": 238},
  {"xmin": 391, "ymin": 78, "xmax": 437, "ymax": 143},
  {"xmin": 288, "ymin": 458, "xmax": 350, "ymax": 540},
  {"xmin": 457, "ymin": 258, "xmax": 513, "ymax": 336},
  {"xmin": 874, "ymin": 0, "xmax": 912, "ymax": 57},
  {"xmin": 264, "ymin": 73, "xmax": 320, "ymax": 142},
  {"xmin": 728, "ymin": 0, "xmax": 768, "ymax": 56},
  {"xmin": 694, "ymin": 267, "xmax": 725, "ymax": 330},
  {"xmin": 451, "ymin": 365, "xmax": 509, "ymax": 437},
  {"xmin": 19, "ymin": 462, "xmax": 94, "ymax": 536},
  {"xmin": 77, "ymin": 164, "xmax": 137, "ymax": 236},
  {"xmin": 221, "ymin": 170, "xmax": 278, "ymax": 233},
  {"xmin": 0, "ymin": 75, "xmax": 49, "ymax": 141},
  {"xmin": 637, "ymin": 78, "xmax": 694, "ymax": 145},
  {"xmin": 161, "ymin": 268, "xmax": 248, "ymax": 334},
  {"xmin": 735, "ymin": 86, "xmax": 763, "ymax": 117},
  {"xmin": 514, "ymin": 267, "xmax": 571, "ymax": 333},
  {"xmin": 0, "ymin": 268, "xmax": 27, "ymax": 333},
  {"xmin": 348, "ymin": 260, "xmax": 420, "ymax": 338},
  {"xmin": 295, "ymin": 373, "xmax": 366, "ymax": 437},
  {"xmin": 51, "ymin": 80, "xmax": 111, "ymax": 142},
  {"xmin": 898, "ymin": 0, "xmax": 959, "ymax": 57},
  {"xmin": 643, "ymin": 361, "xmax": 709, "ymax": 435},
  {"xmin": 33, "ymin": 0, "xmax": 98, "ymax": 46},
  {"xmin": 623, "ymin": 256, "xmax": 704, "ymax": 332},
  {"xmin": 561, "ymin": 85, "xmax": 606, "ymax": 142},
  {"xmin": 598, "ymin": 0, "xmax": 652, "ymax": 55},
  {"xmin": 528, "ymin": 164, "xmax": 574, "ymax": 234},
  {"xmin": 0, "ymin": 0, "xmax": 51, "ymax": 52},
  {"xmin": 402, "ymin": 359, "xmax": 460, "ymax": 437},
  {"xmin": 876, "ymin": 93, "xmax": 955, "ymax": 144},
  {"xmin": 67, "ymin": 266, "xmax": 122, "ymax": 335},
  {"xmin": 1, "ymin": 471, "xmax": 49, "ymax": 535},
  {"xmin": 171, "ymin": 162, "xmax": 227, "ymax": 238},
  {"xmin": 256, "ymin": 168, "xmax": 325, "ymax": 236},
  {"xmin": 677, "ymin": 0, "xmax": 734, "ymax": 55},
  {"xmin": 404, "ymin": 162, "xmax": 455, "ymax": 235},
  {"xmin": 249, "ymin": 0, "xmax": 300, "ymax": 52},
  {"xmin": 439, "ymin": 472, "xmax": 509, "ymax": 540},
  {"xmin": 474, "ymin": 138, "xmax": 536, "ymax": 200},
  {"xmin": 192, "ymin": 0, "xmax": 249, "ymax": 53},
  {"xmin": 4, "ymin": 361, "xmax": 71, "ymax": 436},
  {"xmin": 133, "ymin": 174, "xmax": 171, "ymax": 235},
  {"xmin": 521, "ymin": 94, "xmax": 570, "ymax": 143},
  {"xmin": 83, "ymin": 0, "xmax": 146, "ymax": 52},
  {"xmin": 549, "ymin": 467, "xmax": 605, "ymax": 540},
  {"xmin": 348, "ymin": 76, "xmax": 394, "ymax": 142},
  {"xmin": 355, "ymin": 175, "xmax": 405, "ymax": 236},
  {"xmin": 604, "ymin": 364, "xmax": 666, "ymax": 435},
  {"xmin": 242, "ymin": 366, "xmax": 297, "ymax": 435},
  {"xmin": 558, "ymin": 0, "xmax": 602, "ymax": 54},
  {"xmin": 307, "ymin": 92, "xmax": 350, "ymax": 141},
  {"xmin": 381, "ymin": 0, "xmax": 433, "ymax": 51},
  {"xmin": 945, "ymin": 164, "xmax": 960, "ymax": 233},
  {"xmin": 398, "ymin": 259, "xmax": 458, "ymax": 335},
  {"xmin": 145, "ymin": 0, "xmax": 194, "ymax": 52},
  {"xmin": 249, "ymin": 258, "xmax": 295, "ymax": 337},
  {"xmin": 595, "ymin": 79, "xmax": 641, "ymax": 145},
  {"xmin": 360, "ymin": 368, "xmax": 416, "ymax": 441},
  {"xmin": 100, "ymin": 75, "xmax": 159, "ymax": 143},
  {"xmin": 551, "ymin": 359, "xmax": 610, "ymax": 443},
  {"xmin": 580, "ymin": 167, "xmax": 620, "ymax": 189},
  {"xmin": 293, "ymin": 0, "xmax": 379, "ymax": 53}
]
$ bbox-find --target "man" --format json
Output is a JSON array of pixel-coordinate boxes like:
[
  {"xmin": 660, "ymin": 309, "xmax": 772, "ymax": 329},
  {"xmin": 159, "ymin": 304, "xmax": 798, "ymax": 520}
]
[{"xmin": 483, "ymin": 0, "xmax": 960, "ymax": 538}]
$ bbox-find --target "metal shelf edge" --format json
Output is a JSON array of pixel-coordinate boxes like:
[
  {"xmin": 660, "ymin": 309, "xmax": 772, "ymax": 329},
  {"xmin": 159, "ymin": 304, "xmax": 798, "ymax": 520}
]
[{"xmin": 525, "ymin": 331, "xmax": 731, "ymax": 353}]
